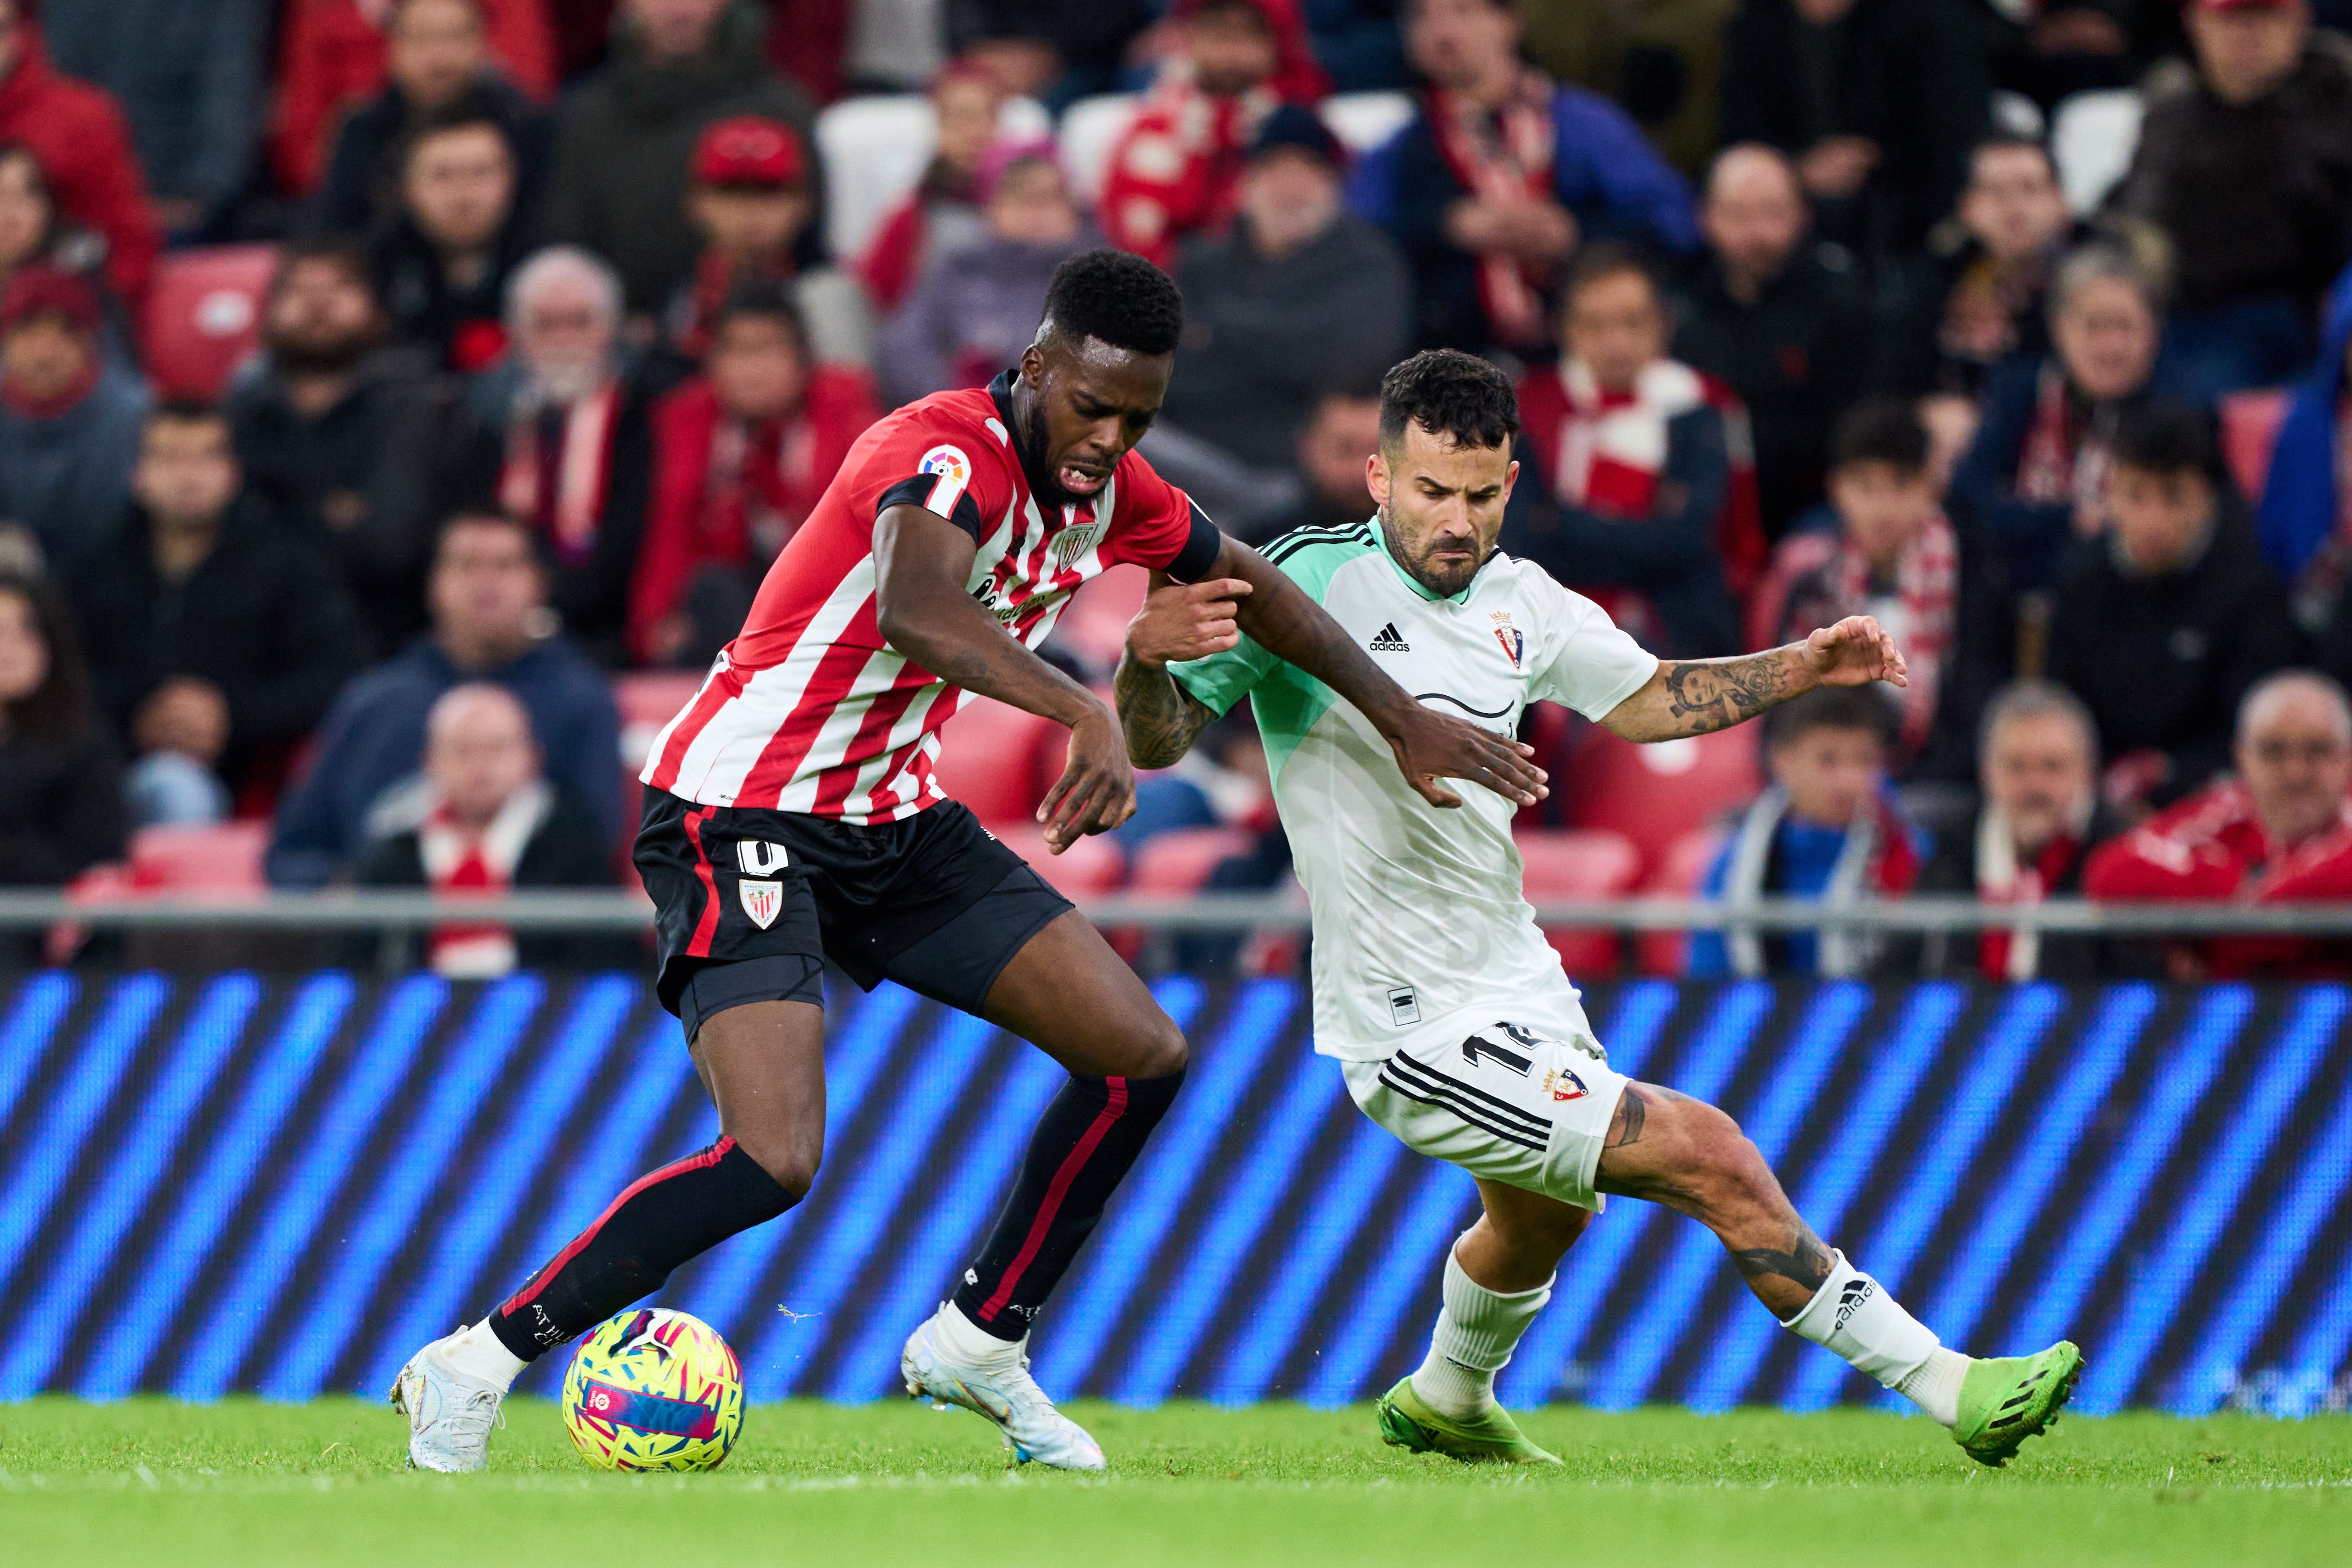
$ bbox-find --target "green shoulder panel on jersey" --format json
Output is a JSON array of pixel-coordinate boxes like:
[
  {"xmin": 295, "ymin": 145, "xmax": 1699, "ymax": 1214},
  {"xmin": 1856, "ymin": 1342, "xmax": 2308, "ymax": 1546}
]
[{"xmin": 1262, "ymin": 520, "xmax": 1375, "ymax": 571}]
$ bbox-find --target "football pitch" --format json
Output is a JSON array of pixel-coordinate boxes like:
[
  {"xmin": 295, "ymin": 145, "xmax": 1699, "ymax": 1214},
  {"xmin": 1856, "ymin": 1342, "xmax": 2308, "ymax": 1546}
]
[{"xmin": 2, "ymin": 1399, "xmax": 2346, "ymax": 1567}]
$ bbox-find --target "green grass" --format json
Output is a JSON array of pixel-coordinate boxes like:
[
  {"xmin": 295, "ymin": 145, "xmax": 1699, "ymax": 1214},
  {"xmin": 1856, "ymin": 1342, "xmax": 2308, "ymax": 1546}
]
[{"xmin": 1, "ymin": 1397, "xmax": 2347, "ymax": 1567}]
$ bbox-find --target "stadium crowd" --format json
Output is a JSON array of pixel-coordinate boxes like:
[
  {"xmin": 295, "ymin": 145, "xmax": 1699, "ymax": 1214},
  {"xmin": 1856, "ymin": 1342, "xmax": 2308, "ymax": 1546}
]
[{"xmin": 0, "ymin": 0, "xmax": 2350, "ymax": 980}]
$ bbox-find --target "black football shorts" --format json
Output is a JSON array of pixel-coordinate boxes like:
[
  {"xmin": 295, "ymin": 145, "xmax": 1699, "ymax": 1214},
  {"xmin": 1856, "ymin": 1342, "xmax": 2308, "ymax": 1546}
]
[{"xmin": 634, "ymin": 787, "xmax": 1073, "ymax": 1040}]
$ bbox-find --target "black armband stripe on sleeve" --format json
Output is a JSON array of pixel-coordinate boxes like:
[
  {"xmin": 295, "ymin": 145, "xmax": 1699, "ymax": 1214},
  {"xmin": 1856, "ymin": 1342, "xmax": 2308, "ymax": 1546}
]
[
  {"xmin": 876, "ymin": 474, "xmax": 985, "ymax": 541},
  {"xmin": 1165, "ymin": 500, "xmax": 1223, "ymax": 584}
]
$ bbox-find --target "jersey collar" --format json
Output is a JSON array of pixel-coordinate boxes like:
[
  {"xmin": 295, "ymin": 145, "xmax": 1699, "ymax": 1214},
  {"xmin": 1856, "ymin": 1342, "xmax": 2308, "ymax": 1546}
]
[{"xmin": 1371, "ymin": 514, "xmax": 1485, "ymax": 605}]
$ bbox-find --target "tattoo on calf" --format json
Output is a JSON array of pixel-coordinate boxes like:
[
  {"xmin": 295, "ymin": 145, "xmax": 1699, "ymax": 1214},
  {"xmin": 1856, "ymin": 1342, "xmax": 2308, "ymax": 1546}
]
[
  {"xmin": 1729, "ymin": 1224, "xmax": 1834, "ymax": 1295},
  {"xmin": 1660, "ymin": 655, "xmax": 1790, "ymax": 734}
]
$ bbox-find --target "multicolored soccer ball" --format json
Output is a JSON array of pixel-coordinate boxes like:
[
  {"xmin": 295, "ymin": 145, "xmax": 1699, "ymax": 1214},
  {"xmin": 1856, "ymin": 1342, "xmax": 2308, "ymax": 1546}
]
[{"xmin": 561, "ymin": 1308, "xmax": 744, "ymax": 1471}]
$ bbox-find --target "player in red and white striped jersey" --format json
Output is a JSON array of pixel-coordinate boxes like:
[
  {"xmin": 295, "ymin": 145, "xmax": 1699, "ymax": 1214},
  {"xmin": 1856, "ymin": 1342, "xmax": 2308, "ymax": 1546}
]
[{"xmin": 393, "ymin": 252, "xmax": 1548, "ymax": 1474}]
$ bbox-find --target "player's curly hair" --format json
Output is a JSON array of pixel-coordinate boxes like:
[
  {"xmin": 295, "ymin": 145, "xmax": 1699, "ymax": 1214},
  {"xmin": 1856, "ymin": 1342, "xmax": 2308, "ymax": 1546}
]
[
  {"xmin": 1379, "ymin": 349, "xmax": 1520, "ymax": 452},
  {"xmin": 1041, "ymin": 249, "xmax": 1184, "ymax": 357}
]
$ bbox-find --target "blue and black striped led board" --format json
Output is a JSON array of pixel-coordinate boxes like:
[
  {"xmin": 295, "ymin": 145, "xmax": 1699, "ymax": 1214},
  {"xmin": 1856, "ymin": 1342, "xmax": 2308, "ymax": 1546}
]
[{"xmin": 0, "ymin": 972, "xmax": 2346, "ymax": 1413}]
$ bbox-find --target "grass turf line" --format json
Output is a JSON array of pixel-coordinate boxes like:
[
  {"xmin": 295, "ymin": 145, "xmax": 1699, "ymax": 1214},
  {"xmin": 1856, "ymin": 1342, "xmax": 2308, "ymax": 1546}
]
[{"xmin": 1, "ymin": 1398, "xmax": 2346, "ymax": 1568}]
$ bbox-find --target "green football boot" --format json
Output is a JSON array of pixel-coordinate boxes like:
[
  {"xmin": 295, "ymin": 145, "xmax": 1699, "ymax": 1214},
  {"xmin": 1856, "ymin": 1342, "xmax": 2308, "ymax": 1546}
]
[
  {"xmin": 1951, "ymin": 1341, "xmax": 2084, "ymax": 1468},
  {"xmin": 1375, "ymin": 1377, "xmax": 1563, "ymax": 1465}
]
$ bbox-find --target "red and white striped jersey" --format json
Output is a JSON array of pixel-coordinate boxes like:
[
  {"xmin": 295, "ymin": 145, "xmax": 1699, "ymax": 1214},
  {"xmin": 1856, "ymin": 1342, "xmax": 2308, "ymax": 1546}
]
[{"xmin": 642, "ymin": 372, "xmax": 1221, "ymax": 822}]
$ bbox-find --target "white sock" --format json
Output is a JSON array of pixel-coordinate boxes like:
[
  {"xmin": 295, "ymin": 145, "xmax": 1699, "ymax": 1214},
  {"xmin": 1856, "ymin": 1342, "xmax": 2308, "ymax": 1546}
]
[
  {"xmin": 439, "ymin": 1319, "xmax": 526, "ymax": 1393},
  {"xmin": 931, "ymin": 1299, "xmax": 1023, "ymax": 1368},
  {"xmin": 1409, "ymin": 1241, "xmax": 1552, "ymax": 1421},
  {"xmin": 1782, "ymin": 1250, "xmax": 1966, "ymax": 1424}
]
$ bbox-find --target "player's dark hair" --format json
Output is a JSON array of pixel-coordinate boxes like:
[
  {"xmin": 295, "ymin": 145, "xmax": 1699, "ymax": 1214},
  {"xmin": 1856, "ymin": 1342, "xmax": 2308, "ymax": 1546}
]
[
  {"xmin": 1764, "ymin": 685, "xmax": 1898, "ymax": 752},
  {"xmin": 1561, "ymin": 240, "xmax": 1663, "ymax": 310},
  {"xmin": 1828, "ymin": 396, "xmax": 1931, "ymax": 474},
  {"xmin": 713, "ymin": 277, "xmax": 809, "ymax": 356},
  {"xmin": 2107, "ymin": 402, "xmax": 2218, "ymax": 481},
  {"xmin": 1040, "ymin": 248, "xmax": 1184, "ymax": 358},
  {"xmin": 1378, "ymin": 348, "xmax": 1519, "ymax": 451}
]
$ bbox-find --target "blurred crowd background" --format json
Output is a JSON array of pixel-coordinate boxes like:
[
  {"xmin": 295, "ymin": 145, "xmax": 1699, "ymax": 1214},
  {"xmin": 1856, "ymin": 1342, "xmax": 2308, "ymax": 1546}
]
[{"xmin": 0, "ymin": 0, "xmax": 2349, "ymax": 982}]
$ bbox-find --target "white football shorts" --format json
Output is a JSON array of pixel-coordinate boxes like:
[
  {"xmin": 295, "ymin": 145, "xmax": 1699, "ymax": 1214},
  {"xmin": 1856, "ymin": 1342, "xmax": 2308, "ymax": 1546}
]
[{"xmin": 1340, "ymin": 1018, "xmax": 1628, "ymax": 1212}]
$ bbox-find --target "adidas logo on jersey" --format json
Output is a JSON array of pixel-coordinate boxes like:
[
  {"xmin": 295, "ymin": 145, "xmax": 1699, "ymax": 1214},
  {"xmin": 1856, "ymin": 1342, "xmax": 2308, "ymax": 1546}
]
[{"xmin": 1369, "ymin": 622, "xmax": 1410, "ymax": 652}]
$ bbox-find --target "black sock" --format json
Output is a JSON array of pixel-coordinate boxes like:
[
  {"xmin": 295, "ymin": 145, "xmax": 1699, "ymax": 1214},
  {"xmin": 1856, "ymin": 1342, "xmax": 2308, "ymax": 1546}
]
[
  {"xmin": 951, "ymin": 1069, "xmax": 1184, "ymax": 1341},
  {"xmin": 489, "ymin": 1136, "xmax": 797, "ymax": 1362}
]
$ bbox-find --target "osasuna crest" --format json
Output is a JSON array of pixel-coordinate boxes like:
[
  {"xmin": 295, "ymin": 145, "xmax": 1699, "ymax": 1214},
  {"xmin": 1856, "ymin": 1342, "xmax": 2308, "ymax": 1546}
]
[
  {"xmin": 1491, "ymin": 610, "xmax": 1524, "ymax": 669},
  {"xmin": 739, "ymin": 879, "xmax": 784, "ymax": 930},
  {"xmin": 1542, "ymin": 1065, "xmax": 1588, "ymax": 1102}
]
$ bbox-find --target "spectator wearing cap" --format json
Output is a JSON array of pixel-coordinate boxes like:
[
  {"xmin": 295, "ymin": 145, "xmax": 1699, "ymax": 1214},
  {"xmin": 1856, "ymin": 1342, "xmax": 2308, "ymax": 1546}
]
[
  {"xmin": 856, "ymin": 65, "xmax": 1004, "ymax": 317},
  {"xmin": 275, "ymin": 0, "xmax": 556, "ymax": 200},
  {"xmin": 228, "ymin": 238, "xmax": 458, "ymax": 651},
  {"xmin": 1097, "ymin": 0, "xmax": 1318, "ymax": 271},
  {"xmin": 1672, "ymin": 144, "xmax": 1869, "ymax": 538},
  {"xmin": 876, "ymin": 141, "xmax": 1097, "ymax": 407},
  {"xmin": 547, "ymin": 0, "xmax": 819, "ymax": 313},
  {"xmin": 0, "ymin": 266, "xmax": 148, "ymax": 573},
  {"xmin": 1349, "ymin": 0, "xmax": 1696, "ymax": 358},
  {"xmin": 374, "ymin": 108, "xmax": 538, "ymax": 373},
  {"xmin": 460, "ymin": 246, "xmax": 651, "ymax": 666},
  {"xmin": 2111, "ymin": 0, "xmax": 2352, "ymax": 404},
  {"xmin": 314, "ymin": 0, "xmax": 558, "ymax": 237},
  {"xmin": 634, "ymin": 282, "xmax": 878, "ymax": 666},
  {"xmin": 658, "ymin": 113, "xmax": 870, "ymax": 379},
  {"xmin": 2086, "ymin": 669, "xmax": 2352, "ymax": 978},
  {"xmin": 2048, "ymin": 403, "xmax": 2296, "ymax": 812},
  {"xmin": 1148, "ymin": 107, "xmax": 1407, "ymax": 489},
  {"xmin": 72, "ymin": 401, "xmax": 368, "ymax": 825},
  {"xmin": 0, "ymin": 0, "xmax": 159, "ymax": 317},
  {"xmin": 267, "ymin": 510, "xmax": 620, "ymax": 887},
  {"xmin": 42, "ymin": 0, "xmax": 269, "ymax": 240}
]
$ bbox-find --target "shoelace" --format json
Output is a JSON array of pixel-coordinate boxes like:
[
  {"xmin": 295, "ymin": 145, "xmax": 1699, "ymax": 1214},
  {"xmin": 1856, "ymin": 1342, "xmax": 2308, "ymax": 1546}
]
[{"xmin": 434, "ymin": 1387, "xmax": 507, "ymax": 1446}]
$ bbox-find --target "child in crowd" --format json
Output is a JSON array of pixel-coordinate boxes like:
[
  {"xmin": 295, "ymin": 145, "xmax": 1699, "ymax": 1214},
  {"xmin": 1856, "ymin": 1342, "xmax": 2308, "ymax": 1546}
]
[{"xmin": 1688, "ymin": 685, "xmax": 1922, "ymax": 978}]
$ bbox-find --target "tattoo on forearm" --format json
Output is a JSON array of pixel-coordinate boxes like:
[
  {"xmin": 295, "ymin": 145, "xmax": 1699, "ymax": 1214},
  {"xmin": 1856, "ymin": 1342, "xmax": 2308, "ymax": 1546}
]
[
  {"xmin": 1115, "ymin": 655, "xmax": 1215, "ymax": 769},
  {"xmin": 1608, "ymin": 1084, "xmax": 1649, "ymax": 1147},
  {"xmin": 1659, "ymin": 653, "xmax": 1793, "ymax": 735},
  {"xmin": 1729, "ymin": 1223, "xmax": 1834, "ymax": 1295}
]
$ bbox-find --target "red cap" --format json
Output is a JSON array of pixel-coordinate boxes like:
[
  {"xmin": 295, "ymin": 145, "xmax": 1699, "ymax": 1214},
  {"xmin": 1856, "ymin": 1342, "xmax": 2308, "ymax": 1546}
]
[
  {"xmin": 0, "ymin": 266, "xmax": 101, "ymax": 336},
  {"xmin": 691, "ymin": 116, "xmax": 807, "ymax": 190}
]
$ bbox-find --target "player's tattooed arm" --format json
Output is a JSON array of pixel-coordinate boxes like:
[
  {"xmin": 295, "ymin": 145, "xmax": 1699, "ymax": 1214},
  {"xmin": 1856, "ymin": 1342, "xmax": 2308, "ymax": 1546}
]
[
  {"xmin": 1114, "ymin": 650, "xmax": 1218, "ymax": 770},
  {"xmin": 1598, "ymin": 615, "xmax": 1910, "ymax": 743},
  {"xmin": 1729, "ymin": 1221, "xmax": 1835, "ymax": 1296}
]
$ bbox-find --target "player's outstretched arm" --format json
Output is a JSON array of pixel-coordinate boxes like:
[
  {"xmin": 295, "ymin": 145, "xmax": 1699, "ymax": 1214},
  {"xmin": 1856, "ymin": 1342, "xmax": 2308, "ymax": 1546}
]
[
  {"xmin": 1210, "ymin": 536, "xmax": 1548, "ymax": 809},
  {"xmin": 874, "ymin": 502, "xmax": 1133, "ymax": 852},
  {"xmin": 1113, "ymin": 573, "xmax": 1230, "ymax": 769},
  {"xmin": 1598, "ymin": 614, "xmax": 1908, "ymax": 743}
]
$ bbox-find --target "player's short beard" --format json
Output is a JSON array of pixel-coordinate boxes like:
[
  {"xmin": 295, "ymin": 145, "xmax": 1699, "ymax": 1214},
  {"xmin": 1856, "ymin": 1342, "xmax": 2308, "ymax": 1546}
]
[{"xmin": 1377, "ymin": 497, "xmax": 1488, "ymax": 598}]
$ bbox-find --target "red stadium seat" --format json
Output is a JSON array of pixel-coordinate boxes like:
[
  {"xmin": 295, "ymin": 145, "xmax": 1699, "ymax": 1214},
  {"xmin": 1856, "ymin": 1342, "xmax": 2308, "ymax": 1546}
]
[
  {"xmin": 2219, "ymin": 388, "xmax": 2292, "ymax": 507},
  {"xmin": 1048, "ymin": 563, "xmax": 1148, "ymax": 676},
  {"xmin": 1565, "ymin": 724, "xmax": 1759, "ymax": 876},
  {"xmin": 991, "ymin": 825, "xmax": 1127, "ymax": 897},
  {"xmin": 1515, "ymin": 827, "xmax": 1642, "ymax": 975},
  {"xmin": 144, "ymin": 245, "xmax": 278, "ymax": 399},
  {"xmin": 1131, "ymin": 825, "xmax": 1253, "ymax": 893},
  {"xmin": 932, "ymin": 698, "xmax": 1061, "ymax": 825},
  {"xmin": 128, "ymin": 821, "xmax": 271, "ymax": 896},
  {"xmin": 1636, "ymin": 827, "xmax": 1732, "ymax": 976}
]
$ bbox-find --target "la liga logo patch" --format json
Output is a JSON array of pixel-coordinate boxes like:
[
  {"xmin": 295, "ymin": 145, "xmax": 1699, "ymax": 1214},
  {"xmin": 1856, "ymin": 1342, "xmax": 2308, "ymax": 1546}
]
[{"xmin": 918, "ymin": 444, "xmax": 972, "ymax": 516}]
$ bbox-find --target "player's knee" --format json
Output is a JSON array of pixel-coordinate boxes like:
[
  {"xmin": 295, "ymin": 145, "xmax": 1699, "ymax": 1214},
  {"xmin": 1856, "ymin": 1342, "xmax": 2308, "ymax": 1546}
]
[
  {"xmin": 1123, "ymin": 1012, "xmax": 1190, "ymax": 1081},
  {"xmin": 736, "ymin": 1131, "xmax": 822, "ymax": 1200}
]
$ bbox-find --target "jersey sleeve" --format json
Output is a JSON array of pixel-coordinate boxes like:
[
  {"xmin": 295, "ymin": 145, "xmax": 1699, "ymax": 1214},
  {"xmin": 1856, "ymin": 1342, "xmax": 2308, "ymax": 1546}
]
[
  {"xmin": 1527, "ymin": 571, "xmax": 1660, "ymax": 720},
  {"xmin": 1168, "ymin": 633, "xmax": 1279, "ymax": 717},
  {"xmin": 863, "ymin": 409, "xmax": 1017, "ymax": 541},
  {"xmin": 1104, "ymin": 456, "xmax": 1223, "ymax": 582}
]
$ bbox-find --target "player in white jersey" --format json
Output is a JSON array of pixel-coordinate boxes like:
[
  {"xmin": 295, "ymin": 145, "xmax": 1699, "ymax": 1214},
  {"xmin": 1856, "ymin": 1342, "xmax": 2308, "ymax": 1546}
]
[{"xmin": 1116, "ymin": 350, "xmax": 2081, "ymax": 1467}]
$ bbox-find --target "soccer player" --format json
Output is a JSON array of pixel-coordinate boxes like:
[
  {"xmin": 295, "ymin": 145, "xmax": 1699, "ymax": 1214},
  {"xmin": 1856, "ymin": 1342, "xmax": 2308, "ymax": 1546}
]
[
  {"xmin": 1116, "ymin": 349, "xmax": 2082, "ymax": 1467},
  {"xmin": 390, "ymin": 253, "xmax": 1546, "ymax": 1472}
]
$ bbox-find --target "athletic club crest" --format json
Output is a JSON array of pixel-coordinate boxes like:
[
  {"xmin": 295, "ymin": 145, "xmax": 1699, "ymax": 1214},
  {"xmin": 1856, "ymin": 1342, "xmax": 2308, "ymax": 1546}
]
[
  {"xmin": 1490, "ymin": 610, "xmax": 1523, "ymax": 668},
  {"xmin": 1049, "ymin": 518, "xmax": 1104, "ymax": 569},
  {"xmin": 739, "ymin": 878, "xmax": 783, "ymax": 930}
]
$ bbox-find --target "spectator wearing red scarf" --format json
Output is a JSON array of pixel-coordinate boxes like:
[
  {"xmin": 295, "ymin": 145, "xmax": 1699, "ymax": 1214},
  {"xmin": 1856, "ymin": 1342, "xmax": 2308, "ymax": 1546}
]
[
  {"xmin": 633, "ymin": 281, "xmax": 878, "ymax": 665},
  {"xmin": 1507, "ymin": 245, "xmax": 1756, "ymax": 658},
  {"xmin": 2088, "ymin": 670, "xmax": 2352, "ymax": 979},
  {"xmin": 856, "ymin": 64, "xmax": 1004, "ymax": 315},
  {"xmin": 1097, "ymin": 0, "xmax": 1323, "ymax": 271},
  {"xmin": 0, "ymin": 2, "xmax": 158, "ymax": 317},
  {"xmin": 274, "ymin": 0, "xmax": 557, "ymax": 198}
]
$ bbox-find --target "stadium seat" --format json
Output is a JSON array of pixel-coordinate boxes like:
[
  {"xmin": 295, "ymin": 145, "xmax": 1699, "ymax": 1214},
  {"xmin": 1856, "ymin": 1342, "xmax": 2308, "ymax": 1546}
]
[
  {"xmin": 2050, "ymin": 89, "xmax": 2143, "ymax": 214},
  {"xmin": 1565, "ymin": 724, "xmax": 1760, "ymax": 876},
  {"xmin": 932, "ymin": 697, "xmax": 1061, "ymax": 825},
  {"xmin": 816, "ymin": 93, "xmax": 1052, "ymax": 262},
  {"xmin": 1515, "ymin": 827, "xmax": 1642, "ymax": 975},
  {"xmin": 1634, "ymin": 826, "xmax": 1732, "ymax": 976},
  {"xmin": 144, "ymin": 244, "xmax": 278, "ymax": 399},
  {"xmin": 992, "ymin": 824, "xmax": 1126, "ymax": 896},
  {"xmin": 128, "ymin": 821, "xmax": 271, "ymax": 896},
  {"xmin": 2219, "ymin": 387, "xmax": 2293, "ymax": 507},
  {"xmin": 1059, "ymin": 93, "xmax": 1141, "ymax": 203},
  {"xmin": 1319, "ymin": 91, "xmax": 1414, "ymax": 153},
  {"xmin": 1047, "ymin": 563, "xmax": 1148, "ymax": 675},
  {"xmin": 1131, "ymin": 825, "xmax": 1254, "ymax": 893}
]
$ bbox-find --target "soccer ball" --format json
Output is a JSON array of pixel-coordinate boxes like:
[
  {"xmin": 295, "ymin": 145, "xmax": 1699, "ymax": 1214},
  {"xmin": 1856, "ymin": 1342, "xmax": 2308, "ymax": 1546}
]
[{"xmin": 561, "ymin": 1308, "xmax": 744, "ymax": 1471}]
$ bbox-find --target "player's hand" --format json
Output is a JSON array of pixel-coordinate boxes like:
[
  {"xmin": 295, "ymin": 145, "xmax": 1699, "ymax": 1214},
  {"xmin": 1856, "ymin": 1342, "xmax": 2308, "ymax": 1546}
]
[
  {"xmin": 1800, "ymin": 615, "xmax": 1908, "ymax": 689},
  {"xmin": 1039, "ymin": 702, "xmax": 1137, "ymax": 852},
  {"xmin": 1126, "ymin": 573, "xmax": 1253, "ymax": 668},
  {"xmin": 1380, "ymin": 702, "xmax": 1548, "ymax": 810}
]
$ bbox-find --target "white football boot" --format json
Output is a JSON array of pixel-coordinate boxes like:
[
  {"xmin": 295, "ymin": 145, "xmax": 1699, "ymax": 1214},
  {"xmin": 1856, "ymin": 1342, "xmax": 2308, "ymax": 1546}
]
[
  {"xmin": 900, "ymin": 1309, "xmax": 1105, "ymax": 1471},
  {"xmin": 390, "ymin": 1330, "xmax": 507, "ymax": 1473}
]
